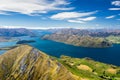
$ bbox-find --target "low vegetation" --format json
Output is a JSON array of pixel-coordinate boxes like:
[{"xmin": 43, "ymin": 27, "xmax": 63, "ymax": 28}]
[
  {"xmin": 59, "ymin": 56, "xmax": 120, "ymax": 80},
  {"xmin": 0, "ymin": 45, "xmax": 77, "ymax": 80},
  {"xmin": 106, "ymin": 36, "xmax": 120, "ymax": 44},
  {"xmin": 0, "ymin": 45, "xmax": 120, "ymax": 80}
]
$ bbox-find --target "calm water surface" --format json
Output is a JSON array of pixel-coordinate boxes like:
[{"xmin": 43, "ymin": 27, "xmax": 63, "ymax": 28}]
[
  {"xmin": 0, "ymin": 36, "xmax": 120, "ymax": 66},
  {"xmin": 30, "ymin": 38, "xmax": 120, "ymax": 66}
]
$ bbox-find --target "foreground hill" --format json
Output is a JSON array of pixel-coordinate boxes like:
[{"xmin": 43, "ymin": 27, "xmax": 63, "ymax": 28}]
[
  {"xmin": 0, "ymin": 45, "xmax": 76, "ymax": 80},
  {"xmin": 0, "ymin": 45, "xmax": 120, "ymax": 80}
]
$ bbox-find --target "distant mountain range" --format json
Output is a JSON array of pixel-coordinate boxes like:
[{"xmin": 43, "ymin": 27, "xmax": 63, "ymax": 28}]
[
  {"xmin": 0, "ymin": 28, "xmax": 120, "ymax": 37},
  {"xmin": 0, "ymin": 45, "xmax": 120, "ymax": 80},
  {"xmin": 46, "ymin": 28, "xmax": 120, "ymax": 37},
  {"xmin": 0, "ymin": 28, "xmax": 35, "ymax": 37}
]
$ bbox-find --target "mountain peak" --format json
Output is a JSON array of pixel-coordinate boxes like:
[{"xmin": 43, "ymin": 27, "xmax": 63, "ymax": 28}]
[
  {"xmin": 1, "ymin": 45, "xmax": 120, "ymax": 80},
  {"xmin": 0, "ymin": 45, "xmax": 76, "ymax": 80}
]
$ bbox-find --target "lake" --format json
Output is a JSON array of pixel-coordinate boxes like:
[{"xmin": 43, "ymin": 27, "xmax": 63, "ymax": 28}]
[
  {"xmin": 0, "ymin": 41, "xmax": 16, "ymax": 54},
  {"xmin": 0, "ymin": 36, "xmax": 120, "ymax": 66}
]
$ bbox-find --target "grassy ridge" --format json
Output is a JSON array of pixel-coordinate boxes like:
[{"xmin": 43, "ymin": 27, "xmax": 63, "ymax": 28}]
[
  {"xmin": 106, "ymin": 36, "xmax": 120, "ymax": 44},
  {"xmin": 0, "ymin": 45, "xmax": 77, "ymax": 80},
  {"xmin": 59, "ymin": 56, "xmax": 120, "ymax": 80},
  {"xmin": 0, "ymin": 45, "xmax": 120, "ymax": 80}
]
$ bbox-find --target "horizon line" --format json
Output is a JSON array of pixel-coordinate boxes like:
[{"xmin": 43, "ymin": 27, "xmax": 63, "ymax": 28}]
[{"xmin": 0, "ymin": 25, "xmax": 120, "ymax": 30}]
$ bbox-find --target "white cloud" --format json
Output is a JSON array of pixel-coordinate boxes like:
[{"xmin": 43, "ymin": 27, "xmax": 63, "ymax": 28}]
[
  {"xmin": 109, "ymin": 8, "xmax": 120, "ymax": 10},
  {"xmin": 112, "ymin": 1, "xmax": 120, "ymax": 6},
  {"xmin": 68, "ymin": 17, "xmax": 96, "ymax": 23},
  {"xmin": 77, "ymin": 17, "xmax": 96, "ymax": 21},
  {"xmin": 106, "ymin": 15, "xmax": 116, "ymax": 19},
  {"xmin": 0, "ymin": 0, "xmax": 73, "ymax": 16},
  {"xmin": 68, "ymin": 20, "xmax": 85, "ymax": 23},
  {"xmin": 50, "ymin": 11, "xmax": 97, "ymax": 20},
  {"xmin": 51, "ymin": 12, "xmax": 82, "ymax": 20},
  {"xmin": 50, "ymin": 11, "xmax": 97, "ymax": 23}
]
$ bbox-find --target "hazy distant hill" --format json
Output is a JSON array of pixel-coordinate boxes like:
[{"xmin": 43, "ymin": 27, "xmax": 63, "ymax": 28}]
[
  {"xmin": 0, "ymin": 37, "xmax": 16, "ymax": 42},
  {"xmin": 89, "ymin": 29, "xmax": 120, "ymax": 37},
  {"xmin": 30, "ymin": 29, "xmax": 53, "ymax": 37},
  {"xmin": 0, "ymin": 45, "xmax": 120, "ymax": 80},
  {"xmin": 0, "ymin": 28, "xmax": 35, "ymax": 37},
  {"xmin": 46, "ymin": 28, "xmax": 120, "ymax": 37}
]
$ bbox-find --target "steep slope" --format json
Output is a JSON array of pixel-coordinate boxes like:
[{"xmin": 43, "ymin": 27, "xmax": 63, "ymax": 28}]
[
  {"xmin": 0, "ymin": 45, "xmax": 76, "ymax": 80},
  {"xmin": 0, "ymin": 45, "xmax": 120, "ymax": 80},
  {"xmin": 42, "ymin": 34, "xmax": 112, "ymax": 48}
]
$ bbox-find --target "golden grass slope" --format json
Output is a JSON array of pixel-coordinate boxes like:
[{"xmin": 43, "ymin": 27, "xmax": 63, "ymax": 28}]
[
  {"xmin": 0, "ymin": 45, "xmax": 77, "ymax": 80},
  {"xmin": 0, "ymin": 45, "xmax": 120, "ymax": 80}
]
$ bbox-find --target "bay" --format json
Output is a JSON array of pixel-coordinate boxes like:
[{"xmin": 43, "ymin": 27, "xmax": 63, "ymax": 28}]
[
  {"xmin": 29, "ymin": 37, "xmax": 120, "ymax": 66},
  {"xmin": 0, "ymin": 36, "xmax": 120, "ymax": 66}
]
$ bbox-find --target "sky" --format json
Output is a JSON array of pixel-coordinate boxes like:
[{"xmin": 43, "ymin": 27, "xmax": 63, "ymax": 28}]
[{"xmin": 0, "ymin": 0, "xmax": 120, "ymax": 29}]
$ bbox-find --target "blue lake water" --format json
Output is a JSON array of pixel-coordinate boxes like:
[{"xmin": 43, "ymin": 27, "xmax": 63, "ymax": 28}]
[
  {"xmin": 0, "ymin": 50, "xmax": 6, "ymax": 54},
  {"xmin": 0, "ymin": 36, "xmax": 120, "ymax": 66},
  {"xmin": 0, "ymin": 41, "xmax": 16, "ymax": 54},
  {"xmin": 0, "ymin": 42, "xmax": 16, "ymax": 48},
  {"xmin": 29, "ymin": 38, "xmax": 120, "ymax": 66}
]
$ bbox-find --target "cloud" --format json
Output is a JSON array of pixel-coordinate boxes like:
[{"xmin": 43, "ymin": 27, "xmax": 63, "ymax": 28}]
[
  {"xmin": 50, "ymin": 11, "xmax": 97, "ymax": 23},
  {"xmin": 50, "ymin": 11, "xmax": 97, "ymax": 20},
  {"xmin": 68, "ymin": 17, "xmax": 96, "ymax": 23},
  {"xmin": 109, "ymin": 8, "xmax": 120, "ymax": 10},
  {"xmin": 106, "ymin": 15, "xmax": 116, "ymax": 19},
  {"xmin": 112, "ymin": 1, "xmax": 120, "ymax": 6},
  {"xmin": 77, "ymin": 17, "xmax": 96, "ymax": 21},
  {"xmin": 67, "ymin": 20, "xmax": 85, "ymax": 23},
  {"xmin": 109, "ymin": 1, "xmax": 120, "ymax": 11},
  {"xmin": 0, "ymin": 0, "xmax": 73, "ymax": 16}
]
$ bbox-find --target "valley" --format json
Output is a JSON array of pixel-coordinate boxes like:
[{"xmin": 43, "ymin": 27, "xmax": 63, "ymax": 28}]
[{"xmin": 0, "ymin": 28, "xmax": 120, "ymax": 80}]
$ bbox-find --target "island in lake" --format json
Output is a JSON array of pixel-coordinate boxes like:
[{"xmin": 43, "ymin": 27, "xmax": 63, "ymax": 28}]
[{"xmin": 16, "ymin": 40, "xmax": 36, "ymax": 44}]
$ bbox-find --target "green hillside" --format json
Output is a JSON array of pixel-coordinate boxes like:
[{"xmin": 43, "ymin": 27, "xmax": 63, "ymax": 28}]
[{"xmin": 0, "ymin": 45, "xmax": 120, "ymax": 80}]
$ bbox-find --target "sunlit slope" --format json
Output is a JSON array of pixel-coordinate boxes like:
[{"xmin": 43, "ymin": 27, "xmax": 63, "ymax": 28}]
[
  {"xmin": 0, "ymin": 45, "xmax": 120, "ymax": 80},
  {"xmin": 59, "ymin": 56, "xmax": 120, "ymax": 80},
  {"xmin": 0, "ymin": 45, "xmax": 76, "ymax": 80}
]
